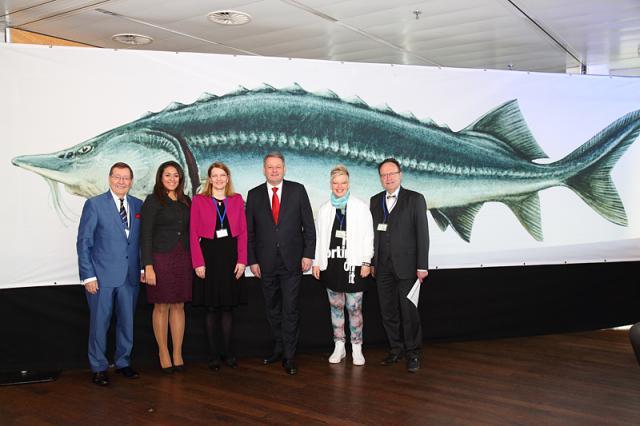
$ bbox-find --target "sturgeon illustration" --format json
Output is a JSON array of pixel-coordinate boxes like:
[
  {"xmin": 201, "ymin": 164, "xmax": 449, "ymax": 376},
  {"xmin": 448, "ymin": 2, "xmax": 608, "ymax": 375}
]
[{"xmin": 11, "ymin": 84, "xmax": 640, "ymax": 242}]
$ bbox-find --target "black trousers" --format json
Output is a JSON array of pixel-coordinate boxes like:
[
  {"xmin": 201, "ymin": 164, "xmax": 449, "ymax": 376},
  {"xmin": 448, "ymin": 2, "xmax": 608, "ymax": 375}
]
[
  {"xmin": 260, "ymin": 252, "xmax": 301, "ymax": 360},
  {"xmin": 376, "ymin": 257, "xmax": 422, "ymax": 357}
]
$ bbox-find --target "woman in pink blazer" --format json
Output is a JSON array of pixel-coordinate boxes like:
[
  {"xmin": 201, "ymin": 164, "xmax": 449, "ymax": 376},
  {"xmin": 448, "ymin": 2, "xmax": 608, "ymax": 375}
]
[{"xmin": 190, "ymin": 162, "xmax": 247, "ymax": 370}]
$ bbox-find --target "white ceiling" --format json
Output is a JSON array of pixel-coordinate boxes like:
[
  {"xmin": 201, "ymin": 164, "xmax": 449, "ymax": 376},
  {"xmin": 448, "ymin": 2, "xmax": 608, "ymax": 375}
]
[{"xmin": 2, "ymin": 0, "xmax": 639, "ymax": 76}]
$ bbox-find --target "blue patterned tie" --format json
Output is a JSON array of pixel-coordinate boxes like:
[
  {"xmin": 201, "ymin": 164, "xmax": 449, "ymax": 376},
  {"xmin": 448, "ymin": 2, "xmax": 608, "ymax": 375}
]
[{"xmin": 119, "ymin": 198, "xmax": 128, "ymax": 229}]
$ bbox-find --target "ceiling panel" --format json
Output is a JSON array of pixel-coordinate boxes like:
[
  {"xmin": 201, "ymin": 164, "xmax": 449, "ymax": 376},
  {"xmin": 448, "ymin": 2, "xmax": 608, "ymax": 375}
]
[{"xmin": 1, "ymin": 0, "xmax": 638, "ymax": 76}]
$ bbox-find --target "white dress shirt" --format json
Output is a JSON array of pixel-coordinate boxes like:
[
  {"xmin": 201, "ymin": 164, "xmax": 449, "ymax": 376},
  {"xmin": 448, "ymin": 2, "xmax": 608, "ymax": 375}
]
[
  {"xmin": 110, "ymin": 190, "xmax": 131, "ymax": 238},
  {"xmin": 266, "ymin": 181, "xmax": 283, "ymax": 208},
  {"xmin": 385, "ymin": 187, "xmax": 400, "ymax": 213}
]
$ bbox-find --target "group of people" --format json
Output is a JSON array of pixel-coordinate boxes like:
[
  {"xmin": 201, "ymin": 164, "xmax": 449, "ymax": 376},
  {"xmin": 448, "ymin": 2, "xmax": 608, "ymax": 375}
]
[{"xmin": 76, "ymin": 152, "xmax": 430, "ymax": 386}]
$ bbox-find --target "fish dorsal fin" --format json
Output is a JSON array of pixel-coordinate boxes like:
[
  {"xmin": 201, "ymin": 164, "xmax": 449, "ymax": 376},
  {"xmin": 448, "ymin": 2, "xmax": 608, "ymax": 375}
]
[
  {"xmin": 464, "ymin": 100, "xmax": 548, "ymax": 160},
  {"xmin": 430, "ymin": 203, "xmax": 483, "ymax": 242},
  {"xmin": 503, "ymin": 193, "xmax": 543, "ymax": 241}
]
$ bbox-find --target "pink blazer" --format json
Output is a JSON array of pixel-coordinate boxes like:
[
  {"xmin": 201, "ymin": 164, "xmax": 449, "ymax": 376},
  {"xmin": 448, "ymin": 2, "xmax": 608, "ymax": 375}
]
[{"xmin": 190, "ymin": 193, "xmax": 248, "ymax": 269}]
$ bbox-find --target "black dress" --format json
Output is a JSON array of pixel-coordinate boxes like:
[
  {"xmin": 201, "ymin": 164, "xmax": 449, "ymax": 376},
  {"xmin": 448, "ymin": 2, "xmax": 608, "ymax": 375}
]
[
  {"xmin": 192, "ymin": 197, "xmax": 247, "ymax": 307},
  {"xmin": 319, "ymin": 213, "xmax": 368, "ymax": 293}
]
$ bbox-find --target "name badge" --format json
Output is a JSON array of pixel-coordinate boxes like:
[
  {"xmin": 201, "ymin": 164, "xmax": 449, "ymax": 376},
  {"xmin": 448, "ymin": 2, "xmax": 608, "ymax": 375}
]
[
  {"xmin": 377, "ymin": 223, "xmax": 388, "ymax": 232},
  {"xmin": 216, "ymin": 229, "xmax": 229, "ymax": 238},
  {"xmin": 335, "ymin": 230, "xmax": 346, "ymax": 239}
]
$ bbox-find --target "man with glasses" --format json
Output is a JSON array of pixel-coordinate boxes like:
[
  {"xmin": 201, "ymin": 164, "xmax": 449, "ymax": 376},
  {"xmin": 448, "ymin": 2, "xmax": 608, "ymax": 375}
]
[
  {"xmin": 77, "ymin": 162, "xmax": 144, "ymax": 386},
  {"xmin": 370, "ymin": 158, "xmax": 429, "ymax": 373}
]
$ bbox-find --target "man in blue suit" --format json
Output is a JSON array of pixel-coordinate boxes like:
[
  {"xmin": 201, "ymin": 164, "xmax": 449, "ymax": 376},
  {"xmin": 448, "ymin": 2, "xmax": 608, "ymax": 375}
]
[{"xmin": 77, "ymin": 162, "xmax": 144, "ymax": 386}]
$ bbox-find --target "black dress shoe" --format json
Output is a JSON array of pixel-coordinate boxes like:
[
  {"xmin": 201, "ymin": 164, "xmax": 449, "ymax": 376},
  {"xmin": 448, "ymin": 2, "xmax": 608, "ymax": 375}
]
[
  {"xmin": 92, "ymin": 371, "xmax": 109, "ymax": 386},
  {"xmin": 407, "ymin": 356, "xmax": 420, "ymax": 373},
  {"xmin": 380, "ymin": 352, "xmax": 403, "ymax": 366},
  {"xmin": 173, "ymin": 364, "xmax": 185, "ymax": 373},
  {"xmin": 115, "ymin": 366, "xmax": 140, "ymax": 379},
  {"xmin": 283, "ymin": 358, "xmax": 298, "ymax": 375},
  {"xmin": 161, "ymin": 366, "xmax": 174, "ymax": 374},
  {"xmin": 224, "ymin": 357, "xmax": 238, "ymax": 369},
  {"xmin": 208, "ymin": 359, "xmax": 221, "ymax": 371},
  {"xmin": 263, "ymin": 353, "xmax": 283, "ymax": 365}
]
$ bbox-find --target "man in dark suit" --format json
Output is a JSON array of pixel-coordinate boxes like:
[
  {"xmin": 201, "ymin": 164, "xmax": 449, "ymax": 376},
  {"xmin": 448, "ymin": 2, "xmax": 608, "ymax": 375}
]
[
  {"xmin": 370, "ymin": 158, "xmax": 429, "ymax": 373},
  {"xmin": 246, "ymin": 151, "xmax": 316, "ymax": 375},
  {"xmin": 77, "ymin": 162, "xmax": 144, "ymax": 386}
]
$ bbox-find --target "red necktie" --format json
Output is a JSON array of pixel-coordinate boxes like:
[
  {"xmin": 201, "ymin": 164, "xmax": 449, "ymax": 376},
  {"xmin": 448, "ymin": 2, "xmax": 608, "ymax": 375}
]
[{"xmin": 272, "ymin": 187, "xmax": 280, "ymax": 224}]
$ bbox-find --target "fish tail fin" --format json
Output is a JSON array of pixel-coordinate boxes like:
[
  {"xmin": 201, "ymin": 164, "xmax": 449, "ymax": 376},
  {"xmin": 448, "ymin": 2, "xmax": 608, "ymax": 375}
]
[{"xmin": 560, "ymin": 109, "xmax": 640, "ymax": 226}]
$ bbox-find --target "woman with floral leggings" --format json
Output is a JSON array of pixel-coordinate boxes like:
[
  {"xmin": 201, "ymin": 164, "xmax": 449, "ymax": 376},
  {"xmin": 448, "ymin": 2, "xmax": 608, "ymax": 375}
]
[{"xmin": 312, "ymin": 165, "xmax": 374, "ymax": 365}]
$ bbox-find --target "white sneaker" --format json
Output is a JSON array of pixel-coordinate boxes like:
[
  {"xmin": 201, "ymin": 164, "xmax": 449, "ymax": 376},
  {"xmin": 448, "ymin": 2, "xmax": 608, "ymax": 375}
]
[
  {"xmin": 352, "ymin": 343, "xmax": 365, "ymax": 366},
  {"xmin": 328, "ymin": 341, "xmax": 346, "ymax": 364}
]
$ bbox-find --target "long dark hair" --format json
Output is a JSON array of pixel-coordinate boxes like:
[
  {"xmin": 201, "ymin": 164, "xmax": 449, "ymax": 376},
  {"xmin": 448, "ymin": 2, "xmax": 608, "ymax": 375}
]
[{"xmin": 153, "ymin": 161, "xmax": 191, "ymax": 206}]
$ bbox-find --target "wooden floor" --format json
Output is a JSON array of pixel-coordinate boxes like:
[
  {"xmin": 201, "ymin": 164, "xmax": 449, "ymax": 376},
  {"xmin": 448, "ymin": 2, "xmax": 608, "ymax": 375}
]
[{"xmin": 1, "ymin": 330, "xmax": 639, "ymax": 425}]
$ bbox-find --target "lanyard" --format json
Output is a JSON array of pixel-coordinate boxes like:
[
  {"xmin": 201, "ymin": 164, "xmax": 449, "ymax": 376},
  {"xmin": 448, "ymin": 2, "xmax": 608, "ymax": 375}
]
[
  {"xmin": 214, "ymin": 197, "xmax": 228, "ymax": 226},
  {"xmin": 382, "ymin": 195, "xmax": 397, "ymax": 223},
  {"xmin": 335, "ymin": 206, "xmax": 347, "ymax": 230}
]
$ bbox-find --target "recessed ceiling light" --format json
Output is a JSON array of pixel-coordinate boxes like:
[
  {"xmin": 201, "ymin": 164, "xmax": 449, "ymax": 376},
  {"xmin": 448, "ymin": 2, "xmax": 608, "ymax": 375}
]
[
  {"xmin": 207, "ymin": 10, "xmax": 252, "ymax": 26},
  {"xmin": 111, "ymin": 33, "xmax": 154, "ymax": 46}
]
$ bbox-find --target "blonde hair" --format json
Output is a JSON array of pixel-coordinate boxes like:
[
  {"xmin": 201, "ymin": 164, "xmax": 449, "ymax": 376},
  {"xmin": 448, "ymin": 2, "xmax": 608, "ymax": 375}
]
[
  {"xmin": 330, "ymin": 164, "xmax": 350, "ymax": 182},
  {"xmin": 201, "ymin": 162, "xmax": 235, "ymax": 197}
]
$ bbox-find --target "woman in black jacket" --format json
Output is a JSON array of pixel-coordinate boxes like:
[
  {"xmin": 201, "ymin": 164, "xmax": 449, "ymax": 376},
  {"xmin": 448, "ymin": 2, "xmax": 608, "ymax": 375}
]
[{"xmin": 141, "ymin": 161, "xmax": 192, "ymax": 372}]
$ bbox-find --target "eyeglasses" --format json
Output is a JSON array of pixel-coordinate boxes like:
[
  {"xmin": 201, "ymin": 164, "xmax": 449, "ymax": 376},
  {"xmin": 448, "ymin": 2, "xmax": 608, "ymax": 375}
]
[
  {"xmin": 110, "ymin": 175, "xmax": 131, "ymax": 182},
  {"xmin": 379, "ymin": 171, "xmax": 401, "ymax": 179}
]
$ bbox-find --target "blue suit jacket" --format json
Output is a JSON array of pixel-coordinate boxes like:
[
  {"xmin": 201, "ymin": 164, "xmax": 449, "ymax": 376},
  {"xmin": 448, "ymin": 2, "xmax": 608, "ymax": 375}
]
[{"xmin": 77, "ymin": 191, "xmax": 143, "ymax": 287}]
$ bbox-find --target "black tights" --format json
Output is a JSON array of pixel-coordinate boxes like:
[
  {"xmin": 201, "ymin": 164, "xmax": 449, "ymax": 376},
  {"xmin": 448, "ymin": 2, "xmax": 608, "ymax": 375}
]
[{"xmin": 205, "ymin": 307, "xmax": 234, "ymax": 359}]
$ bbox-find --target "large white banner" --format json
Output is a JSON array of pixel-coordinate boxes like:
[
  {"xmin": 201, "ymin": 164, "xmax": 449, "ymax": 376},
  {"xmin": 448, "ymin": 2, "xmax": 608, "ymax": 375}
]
[{"xmin": 2, "ymin": 44, "xmax": 639, "ymax": 288}]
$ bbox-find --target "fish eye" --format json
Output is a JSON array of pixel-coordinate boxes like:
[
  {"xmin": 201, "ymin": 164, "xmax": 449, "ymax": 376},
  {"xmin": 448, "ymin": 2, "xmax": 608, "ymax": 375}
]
[{"xmin": 77, "ymin": 145, "xmax": 93, "ymax": 155}]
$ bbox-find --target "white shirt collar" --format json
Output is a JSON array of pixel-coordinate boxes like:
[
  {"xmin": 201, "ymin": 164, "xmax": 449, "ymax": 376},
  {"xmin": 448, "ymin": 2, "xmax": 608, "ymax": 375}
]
[
  {"xmin": 386, "ymin": 187, "xmax": 400, "ymax": 199},
  {"xmin": 267, "ymin": 181, "xmax": 283, "ymax": 194},
  {"xmin": 110, "ymin": 190, "xmax": 128, "ymax": 206}
]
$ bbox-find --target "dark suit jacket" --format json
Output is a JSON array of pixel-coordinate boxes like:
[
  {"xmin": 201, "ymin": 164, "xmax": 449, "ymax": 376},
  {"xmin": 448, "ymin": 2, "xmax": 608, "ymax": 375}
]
[
  {"xmin": 140, "ymin": 193, "xmax": 190, "ymax": 266},
  {"xmin": 246, "ymin": 180, "xmax": 316, "ymax": 273},
  {"xmin": 77, "ymin": 191, "xmax": 143, "ymax": 287},
  {"xmin": 370, "ymin": 187, "xmax": 429, "ymax": 279}
]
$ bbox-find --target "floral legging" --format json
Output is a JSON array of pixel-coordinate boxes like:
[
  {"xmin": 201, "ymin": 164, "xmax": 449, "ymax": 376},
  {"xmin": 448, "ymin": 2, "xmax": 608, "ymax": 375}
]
[{"xmin": 327, "ymin": 289, "xmax": 363, "ymax": 344}]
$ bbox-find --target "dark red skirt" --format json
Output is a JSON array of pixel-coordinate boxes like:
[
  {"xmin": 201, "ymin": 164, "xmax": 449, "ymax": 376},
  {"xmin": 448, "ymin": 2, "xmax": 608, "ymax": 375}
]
[{"xmin": 147, "ymin": 243, "xmax": 193, "ymax": 304}]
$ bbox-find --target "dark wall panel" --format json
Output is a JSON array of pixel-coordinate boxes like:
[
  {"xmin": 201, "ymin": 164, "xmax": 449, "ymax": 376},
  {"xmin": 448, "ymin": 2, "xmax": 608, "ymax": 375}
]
[{"xmin": 1, "ymin": 262, "xmax": 638, "ymax": 370}]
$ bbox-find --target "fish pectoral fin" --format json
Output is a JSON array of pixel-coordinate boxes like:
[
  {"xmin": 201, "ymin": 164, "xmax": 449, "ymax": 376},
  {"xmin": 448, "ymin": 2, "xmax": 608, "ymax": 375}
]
[
  {"xmin": 503, "ymin": 194, "xmax": 544, "ymax": 241},
  {"xmin": 432, "ymin": 204, "xmax": 483, "ymax": 243},
  {"xmin": 463, "ymin": 99, "xmax": 548, "ymax": 161}
]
